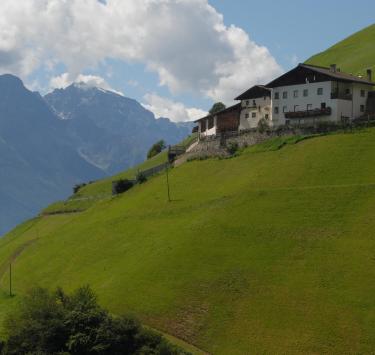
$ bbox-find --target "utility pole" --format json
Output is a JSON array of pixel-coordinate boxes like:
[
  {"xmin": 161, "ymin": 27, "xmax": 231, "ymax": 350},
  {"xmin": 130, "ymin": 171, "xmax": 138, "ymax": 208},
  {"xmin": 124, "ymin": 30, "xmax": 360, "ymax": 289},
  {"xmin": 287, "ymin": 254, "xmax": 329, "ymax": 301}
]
[{"xmin": 166, "ymin": 163, "xmax": 171, "ymax": 202}]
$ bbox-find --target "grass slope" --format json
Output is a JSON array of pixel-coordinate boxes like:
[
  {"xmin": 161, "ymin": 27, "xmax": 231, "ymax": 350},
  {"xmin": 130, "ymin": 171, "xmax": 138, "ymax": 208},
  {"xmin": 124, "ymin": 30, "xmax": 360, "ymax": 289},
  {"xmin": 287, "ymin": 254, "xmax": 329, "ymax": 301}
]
[
  {"xmin": 43, "ymin": 134, "xmax": 198, "ymax": 215},
  {"xmin": 1, "ymin": 129, "xmax": 375, "ymax": 353},
  {"xmin": 306, "ymin": 23, "xmax": 375, "ymax": 75},
  {"xmin": 42, "ymin": 150, "xmax": 169, "ymax": 214}
]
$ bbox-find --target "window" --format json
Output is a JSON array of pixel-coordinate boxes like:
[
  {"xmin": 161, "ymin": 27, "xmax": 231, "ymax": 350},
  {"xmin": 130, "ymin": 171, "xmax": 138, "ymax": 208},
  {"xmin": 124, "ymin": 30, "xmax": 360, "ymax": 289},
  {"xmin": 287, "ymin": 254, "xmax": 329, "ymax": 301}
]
[
  {"xmin": 294, "ymin": 105, "xmax": 299, "ymax": 112},
  {"xmin": 208, "ymin": 117, "xmax": 214, "ymax": 129},
  {"xmin": 360, "ymin": 90, "xmax": 366, "ymax": 97},
  {"xmin": 307, "ymin": 104, "xmax": 312, "ymax": 111},
  {"xmin": 283, "ymin": 106, "xmax": 287, "ymax": 113},
  {"xmin": 360, "ymin": 105, "xmax": 365, "ymax": 113},
  {"xmin": 252, "ymin": 100, "xmax": 256, "ymax": 106},
  {"xmin": 265, "ymin": 114, "xmax": 269, "ymax": 119},
  {"xmin": 201, "ymin": 120, "xmax": 206, "ymax": 132},
  {"xmin": 303, "ymin": 89, "xmax": 308, "ymax": 97},
  {"xmin": 293, "ymin": 90, "xmax": 298, "ymax": 98},
  {"xmin": 274, "ymin": 106, "xmax": 279, "ymax": 114},
  {"xmin": 317, "ymin": 88, "xmax": 323, "ymax": 95},
  {"xmin": 282, "ymin": 91, "xmax": 288, "ymax": 99},
  {"xmin": 285, "ymin": 119, "xmax": 290, "ymax": 126},
  {"xmin": 345, "ymin": 88, "xmax": 351, "ymax": 95},
  {"xmin": 246, "ymin": 100, "xmax": 249, "ymax": 106},
  {"xmin": 245, "ymin": 113, "xmax": 249, "ymax": 119},
  {"xmin": 321, "ymin": 102, "xmax": 326, "ymax": 109},
  {"xmin": 252, "ymin": 112, "xmax": 256, "ymax": 118},
  {"xmin": 274, "ymin": 92, "xmax": 279, "ymax": 99}
]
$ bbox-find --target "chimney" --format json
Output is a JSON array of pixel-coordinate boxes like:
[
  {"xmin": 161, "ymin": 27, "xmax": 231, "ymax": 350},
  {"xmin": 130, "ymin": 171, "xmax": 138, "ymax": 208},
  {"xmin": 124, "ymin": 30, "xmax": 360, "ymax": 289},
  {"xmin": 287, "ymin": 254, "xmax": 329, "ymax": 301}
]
[
  {"xmin": 367, "ymin": 69, "xmax": 372, "ymax": 82},
  {"xmin": 330, "ymin": 64, "xmax": 337, "ymax": 73}
]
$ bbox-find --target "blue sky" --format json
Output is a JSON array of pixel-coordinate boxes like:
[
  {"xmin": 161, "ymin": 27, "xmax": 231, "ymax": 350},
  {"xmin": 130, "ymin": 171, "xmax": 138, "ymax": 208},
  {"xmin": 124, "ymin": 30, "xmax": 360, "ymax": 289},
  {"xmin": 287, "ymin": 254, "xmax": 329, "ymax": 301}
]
[
  {"xmin": 0, "ymin": 0, "xmax": 374, "ymax": 121},
  {"xmin": 211, "ymin": 0, "xmax": 375, "ymax": 70}
]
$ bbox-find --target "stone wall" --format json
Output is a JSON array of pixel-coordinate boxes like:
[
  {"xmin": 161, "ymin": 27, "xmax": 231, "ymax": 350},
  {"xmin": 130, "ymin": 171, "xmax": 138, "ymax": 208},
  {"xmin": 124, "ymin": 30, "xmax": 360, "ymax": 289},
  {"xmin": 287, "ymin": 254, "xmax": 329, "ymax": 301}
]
[{"xmin": 185, "ymin": 129, "xmax": 300, "ymax": 160}]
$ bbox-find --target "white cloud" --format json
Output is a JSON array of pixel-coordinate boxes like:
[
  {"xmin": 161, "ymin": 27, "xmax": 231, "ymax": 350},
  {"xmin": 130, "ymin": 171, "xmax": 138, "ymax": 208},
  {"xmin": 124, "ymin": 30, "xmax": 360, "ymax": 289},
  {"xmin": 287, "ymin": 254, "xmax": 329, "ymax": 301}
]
[
  {"xmin": 143, "ymin": 94, "xmax": 207, "ymax": 122},
  {"xmin": 49, "ymin": 73, "xmax": 123, "ymax": 95},
  {"xmin": 0, "ymin": 0, "xmax": 282, "ymax": 103}
]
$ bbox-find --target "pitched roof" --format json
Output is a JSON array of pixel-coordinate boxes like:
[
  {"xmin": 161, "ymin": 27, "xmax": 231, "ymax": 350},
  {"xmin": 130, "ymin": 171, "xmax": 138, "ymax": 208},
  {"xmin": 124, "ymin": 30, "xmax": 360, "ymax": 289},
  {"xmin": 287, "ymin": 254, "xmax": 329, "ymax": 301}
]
[
  {"xmin": 235, "ymin": 85, "xmax": 271, "ymax": 100},
  {"xmin": 267, "ymin": 63, "xmax": 374, "ymax": 88},
  {"xmin": 194, "ymin": 103, "xmax": 241, "ymax": 123}
]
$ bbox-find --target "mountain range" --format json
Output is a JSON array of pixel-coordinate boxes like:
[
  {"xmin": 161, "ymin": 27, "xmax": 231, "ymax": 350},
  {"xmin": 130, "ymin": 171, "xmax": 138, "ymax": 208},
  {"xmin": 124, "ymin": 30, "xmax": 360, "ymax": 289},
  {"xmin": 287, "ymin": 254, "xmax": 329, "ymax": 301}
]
[{"xmin": 0, "ymin": 75, "xmax": 193, "ymax": 235}]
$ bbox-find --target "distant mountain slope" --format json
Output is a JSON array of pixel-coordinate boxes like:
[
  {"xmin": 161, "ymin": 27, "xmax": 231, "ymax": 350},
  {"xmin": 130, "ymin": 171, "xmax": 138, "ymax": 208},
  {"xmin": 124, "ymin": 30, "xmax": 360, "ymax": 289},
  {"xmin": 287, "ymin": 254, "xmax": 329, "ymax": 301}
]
[
  {"xmin": 0, "ymin": 76, "xmax": 193, "ymax": 236},
  {"xmin": 45, "ymin": 84, "xmax": 194, "ymax": 174},
  {"xmin": 0, "ymin": 75, "xmax": 105, "ymax": 236},
  {"xmin": 306, "ymin": 24, "xmax": 375, "ymax": 75}
]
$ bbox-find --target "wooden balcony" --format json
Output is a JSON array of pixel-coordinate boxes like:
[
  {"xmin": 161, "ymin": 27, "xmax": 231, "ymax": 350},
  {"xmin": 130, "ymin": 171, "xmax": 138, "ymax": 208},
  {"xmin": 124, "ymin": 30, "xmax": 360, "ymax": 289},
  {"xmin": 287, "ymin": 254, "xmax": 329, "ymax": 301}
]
[
  {"xmin": 331, "ymin": 92, "xmax": 352, "ymax": 100},
  {"xmin": 285, "ymin": 107, "xmax": 332, "ymax": 119}
]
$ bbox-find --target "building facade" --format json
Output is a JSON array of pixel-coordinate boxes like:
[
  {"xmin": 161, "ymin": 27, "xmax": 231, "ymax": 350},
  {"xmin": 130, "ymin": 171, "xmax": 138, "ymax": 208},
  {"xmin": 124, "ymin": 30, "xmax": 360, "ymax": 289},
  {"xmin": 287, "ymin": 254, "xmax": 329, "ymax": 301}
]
[
  {"xmin": 235, "ymin": 85, "xmax": 272, "ymax": 130},
  {"xmin": 194, "ymin": 64, "xmax": 374, "ymax": 138},
  {"xmin": 267, "ymin": 64, "xmax": 373, "ymax": 127}
]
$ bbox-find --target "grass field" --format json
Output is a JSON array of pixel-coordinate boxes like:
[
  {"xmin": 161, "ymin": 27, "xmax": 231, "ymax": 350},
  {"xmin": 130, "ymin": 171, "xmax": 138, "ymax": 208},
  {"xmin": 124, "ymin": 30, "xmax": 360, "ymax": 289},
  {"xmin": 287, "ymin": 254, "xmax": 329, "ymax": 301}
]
[
  {"xmin": 43, "ymin": 134, "xmax": 198, "ymax": 215},
  {"xmin": 1, "ymin": 129, "xmax": 375, "ymax": 353},
  {"xmin": 306, "ymin": 23, "xmax": 375, "ymax": 75}
]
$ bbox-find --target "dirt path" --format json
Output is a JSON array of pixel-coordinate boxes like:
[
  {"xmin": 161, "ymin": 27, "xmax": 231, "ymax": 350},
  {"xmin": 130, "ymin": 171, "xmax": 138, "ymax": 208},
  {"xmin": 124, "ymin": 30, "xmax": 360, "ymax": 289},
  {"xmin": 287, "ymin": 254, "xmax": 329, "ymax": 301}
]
[{"xmin": 0, "ymin": 239, "xmax": 37, "ymax": 279}]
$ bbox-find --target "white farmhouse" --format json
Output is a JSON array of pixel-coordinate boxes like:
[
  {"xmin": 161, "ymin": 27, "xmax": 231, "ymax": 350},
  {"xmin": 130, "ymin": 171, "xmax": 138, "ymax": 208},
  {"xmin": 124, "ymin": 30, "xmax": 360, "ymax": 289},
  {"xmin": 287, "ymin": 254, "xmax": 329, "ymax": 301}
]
[
  {"xmin": 266, "ymin": 63, "xmax": 373, "ymax": 126},
  {"xmin": 193, "ymin": 63, "xmax": 374, "ymax": 137},
  {"xmin": 235, "ymin": 85, "xmax": 272, "ymax": 129}
]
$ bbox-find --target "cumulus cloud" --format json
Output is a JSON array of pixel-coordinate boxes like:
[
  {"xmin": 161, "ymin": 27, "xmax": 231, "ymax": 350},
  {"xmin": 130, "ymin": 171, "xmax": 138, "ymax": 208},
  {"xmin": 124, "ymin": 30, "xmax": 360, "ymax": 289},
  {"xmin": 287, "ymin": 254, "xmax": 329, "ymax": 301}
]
[
  {"xmin": 0, "ymin": 0, "xmax": 282, "ymax": 104},
  {"xmin": 143, "ymin": 94, "xmax": 207, "ymax": 122}
]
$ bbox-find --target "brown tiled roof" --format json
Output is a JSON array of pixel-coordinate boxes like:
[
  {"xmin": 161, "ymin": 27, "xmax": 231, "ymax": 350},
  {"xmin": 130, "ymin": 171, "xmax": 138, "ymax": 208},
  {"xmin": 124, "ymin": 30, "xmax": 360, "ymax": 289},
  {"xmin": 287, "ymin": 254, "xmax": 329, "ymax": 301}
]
[
  {"xmin": 235, "ymin": 85, "xmax": 271, "ymax": 100},
  {"xmin": 267, "ymin": 63, "xmax": 374, "ymax": 88},
  {"xmin": 300, "ymin": 63, "xmax": 374, "ymax": 85}
]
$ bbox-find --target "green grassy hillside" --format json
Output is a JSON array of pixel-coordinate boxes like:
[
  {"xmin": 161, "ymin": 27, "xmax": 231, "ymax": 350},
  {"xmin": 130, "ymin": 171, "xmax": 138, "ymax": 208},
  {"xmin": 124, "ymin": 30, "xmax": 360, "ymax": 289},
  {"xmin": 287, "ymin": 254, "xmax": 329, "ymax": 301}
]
[
  {"xmin": 306, "ymin": 23, "xmax": 375, "ymax": 75},
  {"xmin": 2, "ymin": 129, "xmax": 375, "ymax": 353}
]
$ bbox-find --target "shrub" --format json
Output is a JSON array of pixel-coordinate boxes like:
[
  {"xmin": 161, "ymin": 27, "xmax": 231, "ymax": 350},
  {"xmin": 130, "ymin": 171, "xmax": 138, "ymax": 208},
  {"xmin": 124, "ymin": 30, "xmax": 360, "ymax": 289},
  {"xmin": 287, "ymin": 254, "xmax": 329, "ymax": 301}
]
[
  {"xmin": 257, "ymin": 118, "xmax": 270, "ymax": 133},
  {"xmin": 1, "ymin": 286, "xmax": 190, "ymax": 355},
  {"xmin": 136, "ymin": 172, "xmax": 147, "ymax": 184},
  {"xmin": 226, "ymin": 141, "xmax": 239, "ymax": 155},
  {"xmin": 73, "ymin": 183, "xmax": 87, "ymax": 194},
  {"xmin": 112, "ymin": 179, "xmax": 134, "ymax": 195},
  {"xmin": 147, "ymin": 140, "xmax": 166, "ymax": 159}
]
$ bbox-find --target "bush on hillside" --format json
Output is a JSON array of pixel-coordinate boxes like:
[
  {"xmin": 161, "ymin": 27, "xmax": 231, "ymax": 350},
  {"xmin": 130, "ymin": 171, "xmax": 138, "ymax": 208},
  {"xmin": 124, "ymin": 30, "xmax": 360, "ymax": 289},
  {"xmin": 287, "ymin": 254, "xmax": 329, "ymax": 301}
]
[
  {"xmin": 73, "ymin": 182, "xmax": 87, "ymax": 194},
  {"xmin": 147, "ymin": 140, "xmax": 166, "ymax": 159},
  {"xmin": 136, "ymin": 171, "xmax": 147, "ymax": 184},
  {"xmin": 112, "ymin": 179, "xmax": 134, "ymax": 195},
  {"xmin": 1, "ymin": 286, "xmax": 189, "ymax": 355},
  {"xmin": 226, "ymin": 141, "xmax": 239, "ymax": 155}
]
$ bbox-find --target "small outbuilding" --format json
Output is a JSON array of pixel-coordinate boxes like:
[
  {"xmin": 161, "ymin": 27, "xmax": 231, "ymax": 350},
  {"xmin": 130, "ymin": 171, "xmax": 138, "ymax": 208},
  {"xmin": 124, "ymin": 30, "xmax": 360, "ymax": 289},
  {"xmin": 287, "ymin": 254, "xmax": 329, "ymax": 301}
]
[{"xmin": 195, "ymin": 104, "xmax": 241, "ymax": 139}]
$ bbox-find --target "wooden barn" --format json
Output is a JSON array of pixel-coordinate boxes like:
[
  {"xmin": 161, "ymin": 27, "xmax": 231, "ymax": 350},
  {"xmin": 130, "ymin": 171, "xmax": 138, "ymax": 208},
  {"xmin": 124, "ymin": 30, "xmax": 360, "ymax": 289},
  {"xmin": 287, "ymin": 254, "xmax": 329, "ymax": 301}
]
[{"xmin": 195, "ymin": 104, "xmax": 241, "ymax": 138}]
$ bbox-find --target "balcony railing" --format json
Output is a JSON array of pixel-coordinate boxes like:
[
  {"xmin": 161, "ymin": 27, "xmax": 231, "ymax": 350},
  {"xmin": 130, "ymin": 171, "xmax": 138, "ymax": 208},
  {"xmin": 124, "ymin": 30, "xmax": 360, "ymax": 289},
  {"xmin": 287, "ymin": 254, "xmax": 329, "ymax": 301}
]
[
  {"xmin": 331, "ymin": 92, "xmax": 352, "ymax": 100},
  {"xmin": 285, "ymin": 107, "xmax": 332, "ymax": 119}
]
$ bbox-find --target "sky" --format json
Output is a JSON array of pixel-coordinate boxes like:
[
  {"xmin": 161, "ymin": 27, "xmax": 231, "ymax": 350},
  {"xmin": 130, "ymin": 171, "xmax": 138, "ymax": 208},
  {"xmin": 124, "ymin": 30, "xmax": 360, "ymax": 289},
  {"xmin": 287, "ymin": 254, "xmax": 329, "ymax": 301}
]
[{"xmin": 0, "ymin": 0, "xmax": 374, "ymax": 122}]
